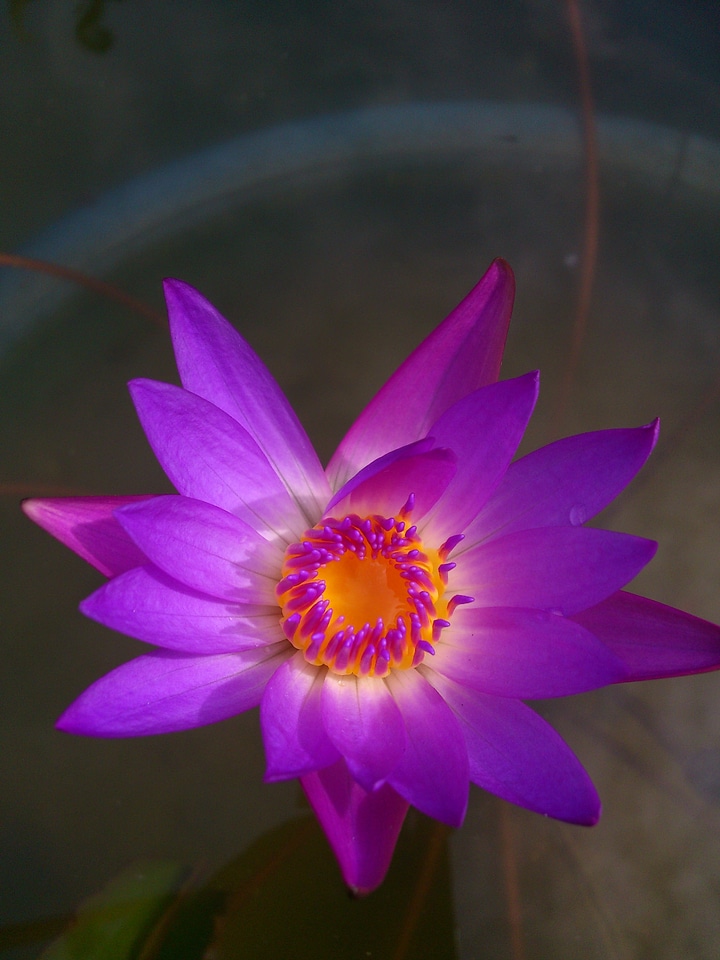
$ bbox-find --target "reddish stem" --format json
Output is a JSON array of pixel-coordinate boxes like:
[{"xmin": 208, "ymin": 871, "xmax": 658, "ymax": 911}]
[
  {"xmin": 0, "ymin": 251, "xmax": 166, "ymax": 328},
  {"xmin": 554, "ymin": 0, "xmax": 600, "ymax": 437}
]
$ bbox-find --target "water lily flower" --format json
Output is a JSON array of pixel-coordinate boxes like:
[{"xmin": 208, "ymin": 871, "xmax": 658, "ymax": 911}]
[{"xmin": 24, "ymin": 260, "xmax": 720, "ymax": 894}]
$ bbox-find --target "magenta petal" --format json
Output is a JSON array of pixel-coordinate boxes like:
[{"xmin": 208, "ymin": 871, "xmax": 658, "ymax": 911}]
[
  {"xmin": 164, "ymin": 279, "xmax": 330, "ymax": 522},
  {"xmin": 328, "ymin": 259, "xmax": 514, "ymax": 488},
  {"xmin": 301, "ymin": 759, "xmax": 410, "ymax": 895},
  {"xmin": 326, "ymin": 440, "xmax": 456, "ymax": 521},
  {"xmin": 464, "ymin": 422, "xmax": 659, "ymax": 546},
  {"xmin": 385, "ymin": 670, "xmax": 469, "ymax": 827},
  {"xmin": 426, "ymin": 671, "xmax": 600, "ymax": 824},
  {"xmin": 420, "ymin": 372, "xmax": 539, "ymax": 541},
  {"xmin": 22, "ymin": 496, "xmax": 154, "ymax": 577},
  {"xmin": 129, "ymin": 379, "xmax": 304, "ymax": 541},
  {"xmin": 81, "ymin": 565, "xmax": 281, "ymax": 654},
  {"xmin": 261, "ymin": 654, "xmax": 340, "ymax": 780},
  {"xmin": 573, "ymin": 590, "xmax": 720, "ymax": 681},
  {"xmin": 458, "ymin": 526, "xmax": 657, "ymax": 616},
  {"xmin": 56, "ymin": 643, "xmax": 290, "ymax": 737},
  {"xmin": 115, "ymin": 496, "xmax": 280, "ymax": 603},
  {"xmin": 431, "ymin": 607, "xmax": 627, "ymax": 697},
  {"xmin": 321, "ymin": 674, "xmax": 406, "ymax": 791}
]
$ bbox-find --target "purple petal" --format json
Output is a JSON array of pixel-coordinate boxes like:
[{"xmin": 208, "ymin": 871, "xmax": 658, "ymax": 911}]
[
  {"xmin": 22, "ymin": 496, "xmax": 153, "ymax": 577},
  {"xmin": 456, "ymin": 526, "xmax": 657, "ymax": 616},
  {"xmin": 573, "ymin": 590, "xmax": 720, "ymax": 681},
  {"xmin": 464, "ymin": 422, "xmax": 659, "ymax": 546},
  {"xmin": 321, "ymin": 674, "xmax": 406, "ymax": 791},
  {"xmin": 164, "ymin": 279, "xmax": 330, "ymax": 522},
  {"xmin": 327, "ymin": 259, "xmax": 514, "ymax": 488},
  {"xmin": 261, "ymin": 654, "xmax": 340, "ymax": 780},
  {"xmin": 115, "ymin": 495, "xmax": 280, "ymax": 603},
  {"xmin": 81, "ymin": 565, "xmax": 281, "ymax": 654},
  {"xmin": 425, "ymin": 671, "xmax": 600, "ymax": 824},
  {"xmin": 301, "ymin": 759, "xmax": 409, "ymax": 895},
  {"xmin": 431, "ymin": 606, "xmax": 627, "ymax": 698},
  {"xmin": 326, "ymin": 440, "xmax": 456, "ymax": 521},
  {"xmin": 420, "ymin": 372, "xmax": 539, "ymax": 542},
  {"xmin": 129, "ymin": 379, "xmax": 305, "ymax": 541},
  {"xmin": 56, "ymin": 643, "xmax": 290, "ymax": 737},
  {"xmin": 385, "ymin": 669, "xmax": 469, "ymax": 826}
]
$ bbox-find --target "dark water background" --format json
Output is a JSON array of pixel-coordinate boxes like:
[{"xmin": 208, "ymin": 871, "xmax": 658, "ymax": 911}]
[{"xmin": 2, "ymin": 2, "xmax": 720, "ymax": 957}]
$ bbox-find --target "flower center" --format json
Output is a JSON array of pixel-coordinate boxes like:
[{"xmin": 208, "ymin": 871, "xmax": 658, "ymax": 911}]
[{"xmin": 276, "ymin": 506, "xmax": 468, "ymax": 678}]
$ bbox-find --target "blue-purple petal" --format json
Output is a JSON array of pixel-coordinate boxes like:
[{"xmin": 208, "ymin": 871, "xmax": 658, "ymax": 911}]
[
  {"xmin": 261, "ymin": 654, "xmax": 340, "ymax": 779},
  {"xmin": 463, "ymin": 422, "xmax": 659, "ymax": 546},
  {"xmin": 164, "ymin": 279, "xmax": 330, "ymax": 522},
  {"xmin": 321, "ymin": 673, "xmax": 406, "ymax": 792},
  {"xmin": 56, "ymin": 643, "xmax": 290, "ymax": 737},
  {"xmin": 301, "ymin": 759, "xmax": 409, "ymax": 895},
  {"xmin": 328, "ymin": 259, "xmax": 514, "ymax": 488},
  {"xmin": 420, "ymin": 372, "xmax": 539, "ymax": 541},
  {"xmin": 573, "ymin": 590, "xmax": 720, "ymax": 681},
  {"xmin": 115, "ymin": 495, "xmax": 280, "ymax": 603},
  {"xmin": 80, "ymin": 565, "xmax": 280, "ymax": 654},
  {"xmin": 22, "ymin": 496, "xmax": 153, "ymax": 577},
  {"xmin": 426, "ymin": 671, "xmax": 600, "ymax": 824},
  {"xmin": 129, "ymin": 378, "xmax": 305, "ymax": 541},
  {"xmin": 431, "ymin": 606, "xmax": 627, "ymax": 698},
  {"xmin": 456, "ymin": 526, "xmax": 657, "ymax": 616},
  {"xmin": 385, "ymin": 669, "xmax": 469, "ymax": 827},
  {"xmin": 326, "ymin": 440, "xmax": 456, "ymax": 521}
]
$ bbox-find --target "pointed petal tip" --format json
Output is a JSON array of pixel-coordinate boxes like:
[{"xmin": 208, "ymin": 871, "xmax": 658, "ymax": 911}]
[
  {"xmin": 522, "ymin": 368, "xmax": 540, "ymax": 391},
  {"xmin": 162, "ymin": 277, "xmax": 199, "ymax": 324},
  {"xmin": 587, "ymin": 801, "xmax": 602, "ymax": 827},
  {"xmin": 640, "ymin": 417, "xmax": 660, "ymax": 449},
  {"xmin": 162, "ymin": 276, "xmax": 200, "ymax": 301},
  {"xmin": 574, "ymin": 591, "xmax": 720, "ymax": 681},
  {"xmin": 488, "ymin": 256, "xmax": 515, "ymax": 288},
  {"xmin": 346, "ymin": 882, "xmax": 375, "ymax": 899},
  {"xmin": 162, "ymin": 278, "xmax": 217, "ymax": 325},
  {"xmin": 21, "ymin": 497, "xmax": 46, "ymax": 525},
  {"xmin": 301, "ymin": 761, "xmax": 409, "ymax": 894},
  {"xmin": 327, "ymin": 259, "xmax": 518, "ymax": 488},
  {"xmin": 55, "ymin": 706, "xmax": 101, "ymax": 738}
]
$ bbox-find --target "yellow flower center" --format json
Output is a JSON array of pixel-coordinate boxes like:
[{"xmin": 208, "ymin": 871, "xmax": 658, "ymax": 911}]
[{"xmin": 276, "ymin": 510, "xmax": 467, "ymax": 678}]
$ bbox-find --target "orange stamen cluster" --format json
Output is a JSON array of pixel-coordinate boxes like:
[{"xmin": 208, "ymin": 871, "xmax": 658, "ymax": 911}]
[{"xmin": 276, "ymin": 504, "xmax": 468, "ymax": 678}]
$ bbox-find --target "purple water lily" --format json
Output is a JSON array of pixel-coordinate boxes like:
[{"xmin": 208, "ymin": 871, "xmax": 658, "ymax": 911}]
[{"xmin": 24, "ymin": 260, "xmax": 720, "ymax": 894}]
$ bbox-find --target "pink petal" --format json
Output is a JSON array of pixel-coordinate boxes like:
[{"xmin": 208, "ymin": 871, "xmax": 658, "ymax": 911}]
[
  {"xmin": 425, "ymin": 671, "xmax": 600, "ymax": 824},
  {"xmin": 129, "ymin": 379, "xmax": 305, "ymax": 541},
  {"xmin": 385, "ymin": 669, "xmax": 469, "ymax": 827},
  {"xmin": 328, "ymin": 259, "xmax": 514, "ymax": 488},
  {"xmin": 164, "ymin": 279, "xmax": 330, "ymax": 522},
  {"xmin": 431, "ymin": 606, "xmax": 626, "ymax": 698},
  {"xmin": 573, "ymin": 590, "xmax": 720, "ymax": 680},
  {"xmin": 301, "ymin": 759, "xmax": 410, "ymax": 895},
  {"xmin": 463, "ymin": 422, "xmax": 659, "ymax": 546},
  {"xmin": 115, "ymin": 495, "xmax": 280, "ymax": 603},
  {"xmin": 321, "ymin": 673, "xmax": 406, "ymax": 791},
  {"xmin": 420, "ymin": 372, "xmax": 539, "ymax": 542},
  {"xmin": 261, "ymin": 654, "xmax": 340, "ymax": 779},
  {"xmin": 22, "ymin": 496, "xmax": 154, "ymax": 577},
  {"xmin": 325, "ymin": 440, "xmax": 456, "ymax": 521},
  {"xmin": 56, "ymin": 643, "xmax": 290, "ymax": 737},
  {"xmin": 81, "ymin": 565, "xmax": 281, "ymax": 654},
  {"xmin": 456, "ymin": 526, "xmax": 657, "ymax": 616}
]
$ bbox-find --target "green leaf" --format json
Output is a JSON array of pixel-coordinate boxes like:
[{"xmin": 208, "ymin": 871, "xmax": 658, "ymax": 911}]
[
  {"xmin": 172, "ymin": 812, "xmax": 458, "ymax": 960},
  {"xmin": 39, "ymin": 860, "xmax": 186, "ymax": 960},
  {"xmin": 25, "ymin": 812, "xmax": 456, "ymax": 960}
]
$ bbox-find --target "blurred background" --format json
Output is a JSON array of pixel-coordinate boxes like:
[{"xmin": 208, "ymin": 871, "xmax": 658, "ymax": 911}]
[{"xmin": 2, "ymin": 2, "xmax": 720, "ymax": 957}]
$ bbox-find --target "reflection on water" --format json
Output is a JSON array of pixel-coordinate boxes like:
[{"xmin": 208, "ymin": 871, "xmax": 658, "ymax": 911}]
[{"xmin": 2, "ymin": 3, "xmax": 720, "ymax": 959}]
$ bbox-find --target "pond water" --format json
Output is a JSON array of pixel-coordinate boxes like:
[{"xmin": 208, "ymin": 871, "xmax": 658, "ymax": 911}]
[{"xmin": 2, "ymin": 3, "xmax": 720, "ymax": 958}]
